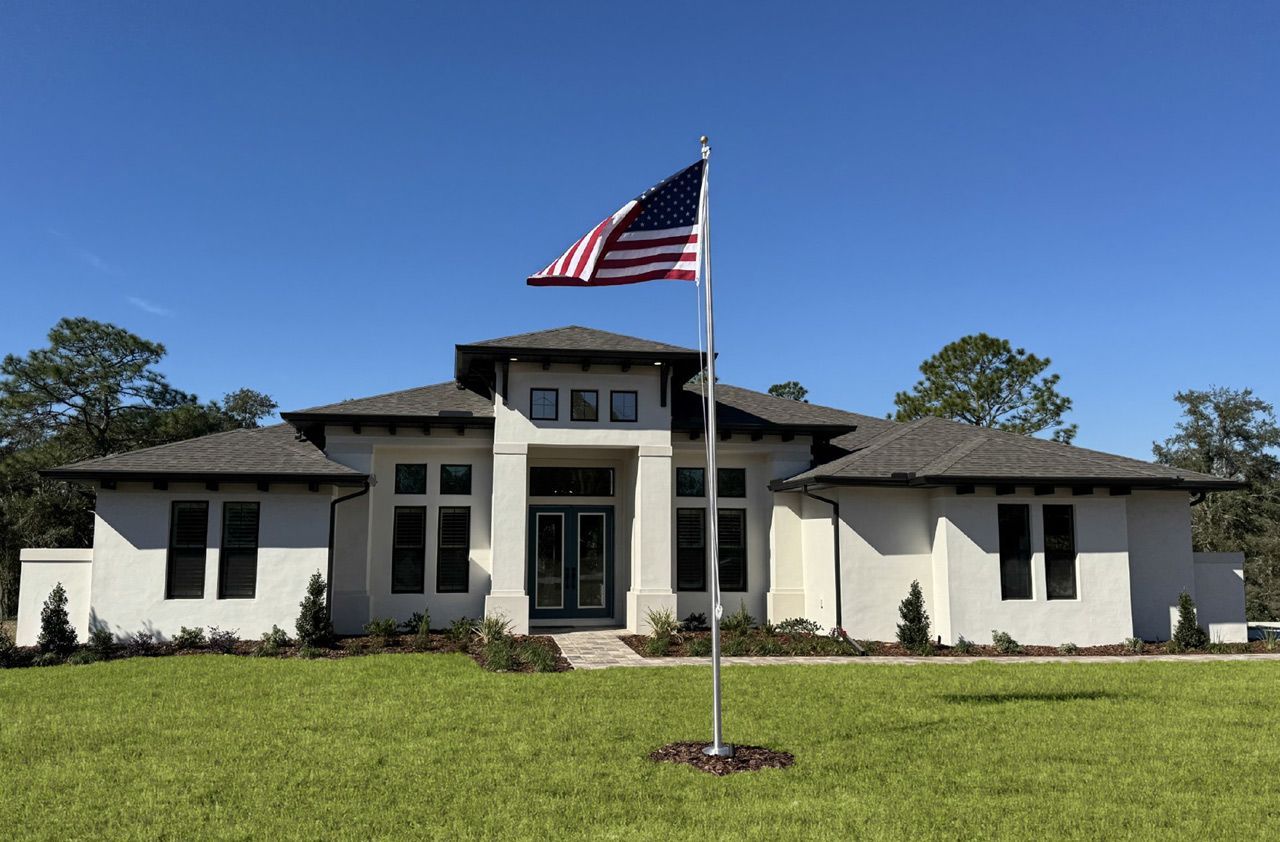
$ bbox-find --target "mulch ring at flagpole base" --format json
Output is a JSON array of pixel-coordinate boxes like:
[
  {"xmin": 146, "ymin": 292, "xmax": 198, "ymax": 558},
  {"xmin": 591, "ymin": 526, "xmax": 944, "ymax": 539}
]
[{"xmin": 649, "ymin": 742, "xmax": 795, "ymax": 776}]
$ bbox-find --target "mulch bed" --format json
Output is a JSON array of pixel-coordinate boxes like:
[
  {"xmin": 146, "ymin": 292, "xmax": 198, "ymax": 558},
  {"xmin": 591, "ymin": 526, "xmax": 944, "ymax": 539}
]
[
  {"xmin": 649, "ymin": 741, "xmax": 795, "ymax": 776},
  {"xmin": 623, "ymin": 632, "xmax": 1277, "ymax": 659}
]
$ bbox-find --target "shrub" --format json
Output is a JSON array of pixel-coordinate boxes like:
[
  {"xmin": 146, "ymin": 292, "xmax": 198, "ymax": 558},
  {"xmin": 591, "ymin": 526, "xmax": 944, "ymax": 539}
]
[
  {"xmin": 720, "ymin": 602, "xmax": 755, "ymax": 636},
  {"xmin": 687, "ymin": 636, "xmax": 712, "ymax": 657},
  {"xmin": 449, "ymin": 616, "xmax": 476, "ymax": 645},
  {"xmin": 1164, "ymin": 639, "xmax": 1185, "ymax": 654},
  {"xmin": 33, "ymin": 651, "xmax": 64, "ymax": 667},
  {"xmin": 295, "ymin": 572, "xmax": 334, "ymax": 649},
  {"xmin": 67, "ymin": 650, "xmax": 98, "ymax": 666},
  {"xmin": 952, "ymin": 636, "xmax": 975, "ymax": 655},
  {"xmin": 364, "ymin": 617, "xmax": 398, "ymax": 647},
  {"xmin": 681, "ymin": 612, "xmax": 708, "ymax": 632},
  {"xmin": 991, "ymin": 630, "xmax": 1022, "ymax": 654},
  {"xmin": 0, "ymin": 627, "xmax": 16, "ymax": 668},
  {"xmin": 474, "ymin": 614, "xmax": 512, "ymax": 645},
  {"xmin": 754, "ymin": 636, "xmax": 782, "ymax": 656},
  {"xmin": 776, "ymin": 617, "xmax": 822, "ymax": 636},
  {"xmin": 298, "ymin": 644, "xmax": 326, "ymax": 659},
  {"xmin": 206, "ymin": 627, "xmax": 239, "ymax": 654},
  {"xmin": 482, "ymin": 637, "xmax": 516, "ymax": 671},
  {"xmin": 1057, "ymin": 642, "xmax": 1079, "ymax": 656},
  {"xmin": 1262, "ymin": 628, "xmax": 1280, "ymax": 652},
  {"xmin": 1123, "ymin": 637, "xmax": 1144, "ymax": 654},
  {"xmin": 1172, "ymin": 591, "xmax": 1209, "ymax": 650},
  {"xmin": 263, "ymin": 625, "xmax": 290, "ymax": 647},
  {"xmin": 123, "ymin": 631, "xmax": 157, "ymax": 658},
  {"xmin": 896, "ymin": 580, "xmax": 932, "ymax": 655},
  {"xmin": 173, "ymin": 626, "xmax": 206, "ymax": 650},
  {"xmin": 645, "ymin": 606, "xmax": 680, "ymax": 639},
  {"xmin": 643, "ymin": 634, "xmax": 671, "ymax": 656},
  {"xmin": 87, "ymin": 625, "xmax": 116, "ymax": 660},
  {"xmin": 520, "ymin": 641, "xmax": 557, "ymax": 672},
  {"xmin": 410, "ymin": 611, "xmax": 432, "ymax": 651},
  {"xmin": 401, "ymin": 611, "xmax": 429, "ymax": 636},
  {"xmin": 38, "ymin": 582, "xmax": 77, "ymax": 657},
  {"xmin": 723, "ymin": 635, "xmax": 751, "ymax": 656}
]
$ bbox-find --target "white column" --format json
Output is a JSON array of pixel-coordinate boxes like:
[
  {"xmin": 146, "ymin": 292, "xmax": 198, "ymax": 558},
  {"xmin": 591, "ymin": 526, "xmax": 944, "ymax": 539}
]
[
  {"xmin": 485, "ymin": 442, "xmax": 530, "ymax": 633},
  {"xmin": 626, "ymin": 444, "xmax": 677, "ymax": 633}
]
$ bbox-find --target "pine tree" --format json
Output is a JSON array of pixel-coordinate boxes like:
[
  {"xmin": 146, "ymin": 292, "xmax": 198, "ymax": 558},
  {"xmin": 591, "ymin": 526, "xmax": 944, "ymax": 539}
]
[
  {"xmin": 896, "ymin": 580, "xmax": 932, "ymax": 654},
  {"xmin": 295, "ymin": 572, "xmax": 334, "ymax": 648},
  {"xmin": 37, "ymin": 581, "xmax": 77, "ymax": 656},
  {"xmin": 1172, "ymin": 590, "xmax": 1209, "ymax": 650}
]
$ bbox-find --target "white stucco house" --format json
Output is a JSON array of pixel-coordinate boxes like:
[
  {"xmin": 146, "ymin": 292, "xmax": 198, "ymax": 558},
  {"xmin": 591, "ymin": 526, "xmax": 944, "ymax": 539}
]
[{"xmin": 16, "ymin": 326, "xmax": 1248, "ymax": 647}]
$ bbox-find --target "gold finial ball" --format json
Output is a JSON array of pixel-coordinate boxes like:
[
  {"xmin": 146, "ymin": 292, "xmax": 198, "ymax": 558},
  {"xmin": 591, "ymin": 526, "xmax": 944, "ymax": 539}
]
[{"xmin": 700, "ymin": 135, "xmax": 709, "ymax": 145}]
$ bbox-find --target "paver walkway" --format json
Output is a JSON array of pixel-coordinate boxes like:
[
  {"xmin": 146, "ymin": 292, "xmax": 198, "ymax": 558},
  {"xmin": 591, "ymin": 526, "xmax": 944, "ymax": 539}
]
[{"xmin": 550, "ymin": 628, "xmax": 1280, "ymax": 670}]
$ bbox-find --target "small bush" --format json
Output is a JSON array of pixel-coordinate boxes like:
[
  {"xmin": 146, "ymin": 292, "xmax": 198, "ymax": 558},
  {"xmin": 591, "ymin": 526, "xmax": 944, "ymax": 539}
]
[
  {"xmin": 87, "ymin": 625, "xmax": 116, "ymax": 660},
  {"xmin": 776, "ymin": 617, "xmax": 822, "ymax": 636},
  {"xmin": 0, "ymin": 627, "xmax": 16, "ymax": 668},
  {"xmin": 1123, "ymin": 637, "xmax": 1144, "ymax": 654},
  {"xmin": 253, "ymin": 625, "xmax": 291, "ymax": 657},
  {"xmin": 723, "ymin": 635, "xmax": 751, "ymax": 656},
  {"xmin": 173, "ymin": 626, "xmax": 206, "ymax": 650},
  {"xmin": 520, "ymin": 641, "xmax": 557, "ymax": 673},
  {"xmin": 720, "ymin": 602, "xmax": 755, "ymax": 636},
  {"xmin": 401, "ymin": 611, "xmax": 429, "ymax": 636},
  {"xmin": 952, "ymin": 636, "xmax": 975, "ymax": 655},
  {"xmin": 364, "ymin": 617, "xmax": 398, "ymax": 647},
  {"xmin": 474, "ymin": 614, "xmax": 512, "ymax": 645},
  {"xmin": 482, "ymin": 637, "xmax": 516, "ymax": 671},
  {"xmin": 295, "ymin": 571, "xmax": 334, "ymax": 649},
  {"xmin": 681, "ymin": 612, "xmax": 708, "ymax": 632},
  {"xmin": 1262, "ymin": 628, "xmax": 1279, "ymax": 652},
  {"xmin": 298, "ymin": 644, "xmax": 326, "ymax": 659},
  {"xmin": 38, "ymin": 582, "xmax": 78, "ymax": 657},
  {"xmin": 207, "ymin": 626, "xmax": 239, "ymax": 654},
  {"xmin": 33, "ymin": 651, "xmax": 64, "ymax": 667},
  {"xmin": 1172, "ymin": 591, "xmax": 1209, "ymax": 650},
  {"xmin": 644, "ymin": 635, "xmax": 671, "ymax": 656},
  {"xmin": 411, "ymin": 611, "xmax": 432, "ymax": 651},
  {"xmin": 263, "ymin": 625, "xmax": 290, "ymax": 647},
  {"xmin": 449, "ymin": 616, "xmax": 477, "ymax": 645},
  {"xmin": 991, "ymin": 630, "xmax": 1022, "ymax": 654},
  {"xmin": 123, "ymin": 631, "xmax": 156, "ymax": 658},
  {"xmin": 687, "ymin": 636, "xmax": 712, "ymax": 657},
  {"xmin": 1164, "ymin": 639, "xmax": 1185, "ymax": 654},
  {"xmin": 645, "ymin": 606, "xmax": 680, "ymax": 639},
  {"xmin": 754, "ymin": 636, "xmax": 782, "ymax": 656},
  {"xmin": 67, "ymin": 649, "xmax": 98, "ymax": 666},
  {"xmin": 1057, "ymin": 642, "xmax": 1080, "ymax": 656},
  {"xmin": 896, "ymin": 580, "xmax": 932, "ymax": 655}
]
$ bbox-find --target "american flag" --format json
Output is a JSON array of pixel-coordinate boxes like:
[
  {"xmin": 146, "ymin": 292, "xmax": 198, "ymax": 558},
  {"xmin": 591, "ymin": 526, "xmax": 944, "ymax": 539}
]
[{"xmin": 528, "ymin": 159, "xmax": 704, "ymax": 286}]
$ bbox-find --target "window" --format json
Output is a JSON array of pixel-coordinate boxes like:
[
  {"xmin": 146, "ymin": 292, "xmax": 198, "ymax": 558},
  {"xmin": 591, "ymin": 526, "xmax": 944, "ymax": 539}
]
[
  {"xmin": 218, "ymin": 502, "xmax": 259, "ymax": 599},
  {"xmin": 610, "ymin": 390, "xmax": 637, "ymax": 422},
  {"xmin": 998, "ymin": 504, "xmax": 1032, "ymax": 600},
  {"xmin": 395, "ymin": 463, "xmax": 427, "ymax": 495},
  {"xmin": 530, "ymin": 388, "xmax": 558, "ymax": 420},
  {"xmin": 1043, "ymin": 505, "xmax": 1077, "ymax": 600},
  {"xmin": 675, "ymin": 467, "xmax": 745, "ymax": 497},
  {"xmin": 440, "ymin": 464, "xmax": 472, "ymax": 495},
  {"xmin": 391, "ymin": 506, "xmax": 426, "ymax": 593},
  {"xmin": 167, "ymin": 501, "xmax": 208, "ymax": 599},
  {"xmin": 529, "ymin": 467, "xmax": 615, "ymax": 497},
  {"xmin": 437, "ymin": 507, "xmax": 470, "ymax": 593},
  {"xmin": 676, "ymin": 508, "xmax": 706, "ymax": 591},
  {"xmin": 570, "ymin": 390, "xmax": 598, "ymax": 422},
  {"xmin": 717, "ymin": 508, "xmax": 747, "ymax": 591}
]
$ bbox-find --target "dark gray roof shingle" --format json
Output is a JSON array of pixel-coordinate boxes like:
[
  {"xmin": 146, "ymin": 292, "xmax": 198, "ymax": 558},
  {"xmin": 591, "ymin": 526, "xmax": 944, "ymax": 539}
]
[
  {"xmin": 465, "ymin": 325, "xmax": 698, "ymax": 355},
  {"xmin": 681, "ymin": 383, "xmax": 882, "ymax": 432},
  {"xmin": 284, "ymin": 381, "xmax": 493, "ymax": 419}
]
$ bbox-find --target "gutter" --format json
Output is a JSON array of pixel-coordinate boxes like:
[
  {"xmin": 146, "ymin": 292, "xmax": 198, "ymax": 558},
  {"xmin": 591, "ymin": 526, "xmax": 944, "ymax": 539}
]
[
  {"xmin": 799, "ymin": 485, "xmax": 864, "ymax": 654},
  {"xmin": 326, "ymin": 480, "xmax": 371, "ymax": 617}
]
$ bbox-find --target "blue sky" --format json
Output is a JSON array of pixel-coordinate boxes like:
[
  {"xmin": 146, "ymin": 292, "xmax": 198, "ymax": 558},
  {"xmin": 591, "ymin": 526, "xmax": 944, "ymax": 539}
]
[{"xmin": 2, "ymin": 1, "xmax": 1277, "ymax": 459}]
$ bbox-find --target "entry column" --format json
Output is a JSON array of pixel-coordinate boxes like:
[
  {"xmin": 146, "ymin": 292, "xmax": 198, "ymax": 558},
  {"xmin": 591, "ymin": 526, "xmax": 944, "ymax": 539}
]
[
  {"xmin": 626, "ymin": 444, "xmax": 677, "ymax": 633},
  {"xmin": 486, "ymin": 442, "xmax": 530, "ymax": 633}
]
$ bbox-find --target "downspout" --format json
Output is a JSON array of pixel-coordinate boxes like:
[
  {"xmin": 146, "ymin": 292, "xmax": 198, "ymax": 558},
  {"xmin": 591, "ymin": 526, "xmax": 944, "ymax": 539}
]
[
  {"xmin": 1189, "ymin": 491, "xmax": 1207, "ymax": 506},
  {"xmin": 327, "ymin": 480, "xmax": 371, "ymax": 616},
  {"xmin": 800, "ymin": 484, "xmax": 865, "ymax": 654}
]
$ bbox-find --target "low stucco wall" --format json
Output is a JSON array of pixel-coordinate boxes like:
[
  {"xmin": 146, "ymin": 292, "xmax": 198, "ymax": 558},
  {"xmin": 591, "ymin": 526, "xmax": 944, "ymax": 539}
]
[
  {"xmin": 15, "ymin": 549, "xmax": 93, "ymax": 647},
  {"xmin": 1193, "ymin": 552, "xmax": 1247, "ymax": 643}
]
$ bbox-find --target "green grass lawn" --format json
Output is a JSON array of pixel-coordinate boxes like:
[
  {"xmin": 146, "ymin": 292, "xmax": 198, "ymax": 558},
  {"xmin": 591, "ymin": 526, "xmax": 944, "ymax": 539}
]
[{"xmin": 2, "ymin": 656, "xmax": 1278, "ymax": 840}]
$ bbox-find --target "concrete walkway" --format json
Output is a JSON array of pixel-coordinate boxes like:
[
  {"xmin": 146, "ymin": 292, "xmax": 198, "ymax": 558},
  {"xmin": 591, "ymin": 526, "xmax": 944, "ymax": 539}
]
[{"xmin": 550, "ymin": 629, "xmax": 1280, "ymax": 670}]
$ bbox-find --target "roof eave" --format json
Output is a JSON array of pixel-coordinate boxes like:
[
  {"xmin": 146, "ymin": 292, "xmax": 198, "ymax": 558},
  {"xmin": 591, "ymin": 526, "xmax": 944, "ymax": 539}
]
[
  {"xmin": 769, "ymin": 474, "xmax": 1245, "ymax": 493},
  {"xmin": 40, "ymin": 469, "xmax": 369, "ymax": 486},
  {"xmin": 280, "ymin": 412, "xmax": 495, "ymax": 428}
]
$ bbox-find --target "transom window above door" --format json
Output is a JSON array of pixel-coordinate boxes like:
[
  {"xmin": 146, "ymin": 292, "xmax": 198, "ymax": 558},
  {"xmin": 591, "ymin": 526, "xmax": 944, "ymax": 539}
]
[
  {"xmin": 570, "ymin": 390, "xmax": 598, "ymax": 422},
  {"xmin": 529, "ymin": 467, "xmax": 615, "ymax": 497},
  {"xmin": 530, "ymin": 388, "xmax": 558, "ymax": 420}
]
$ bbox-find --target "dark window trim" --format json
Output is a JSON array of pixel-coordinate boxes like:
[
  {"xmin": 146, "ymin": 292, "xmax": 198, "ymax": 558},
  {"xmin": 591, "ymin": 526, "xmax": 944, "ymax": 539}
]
[
  {"xmin": 436, "ymin": 506, "xmax": 471, "ymax": 593},
  {"xmin": 998, "ymin": 503, "xmax": 1033, "ymax": 601},
  {"xmin": 218, "ymin": 501, "xmax": 260, "ymax": 600},
  {"xmin": 1043, "ymin": 504, "xmax": 1078, "ymax": 601},
  {"xmin": 440, "ymin": 464, "xmax": 473, "ymax": 496},
  {"xmin": 394, "ymin": 463, "xmax": 428, "ymax": 495},
  {"xmin": 530, "ymin": 388, "xmax": 559, "ymax": 421},
  {"xmin": 570, "ymin": 389, "xmax": 599, "ymax": 422},
  {"xmin": 676, "ymin": 507, "xmax": 707, "ymax": 592},
  {"xmin": 528, "ymin": 466, "xmax": 616, "ymax": 497},
  {"xmin": 391, "ymin": 505, "xmax": 427, "ymax": 594},
  {"xmin": 609, "ymin": 390, "xmax": 638, "ymax": 423},
  {"xmin": 166, "ymin": 500, "xmax": 208, "ymax": 600},
  {"xmin": 717, "ymin": 507, "xmax": 748, "ymax": 592}
]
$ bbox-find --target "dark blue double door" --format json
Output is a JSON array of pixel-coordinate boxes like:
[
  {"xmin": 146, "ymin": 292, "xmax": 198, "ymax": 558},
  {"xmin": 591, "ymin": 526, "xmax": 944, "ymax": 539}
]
[{"xmin": 527, "ymin": 506, "xmax": 614, "ymax": 620}]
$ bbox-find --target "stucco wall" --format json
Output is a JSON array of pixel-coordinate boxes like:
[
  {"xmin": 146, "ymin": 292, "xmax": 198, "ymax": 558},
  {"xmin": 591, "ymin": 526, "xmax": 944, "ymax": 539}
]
[
  {"xmin": 837, "ymin": 487, "xmax": 935, "ymax": 641},
  {"xmin": 87, "ymin": 484, "xmax": 332, "ymax": 641},
  {"xmin": 1126, "ymin": 491, "xmax": 1196, "ymax": 641},
  {"xmin": 497, "ymin": 363, "xmax": 670, "ymax": 447},
  {"xmin": 15, "ymin": 549, "xmax": 93, "ymax": 647},
  {"xmin": 1193, "ymin": 552, "xmax": 1247, "ymax": 642}
]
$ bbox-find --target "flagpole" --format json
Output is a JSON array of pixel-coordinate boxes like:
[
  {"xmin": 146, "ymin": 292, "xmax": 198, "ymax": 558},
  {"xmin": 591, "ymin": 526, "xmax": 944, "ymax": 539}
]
[{"xmin": 698, "ymin": 135, "xmax": 732, "ymax": 759}]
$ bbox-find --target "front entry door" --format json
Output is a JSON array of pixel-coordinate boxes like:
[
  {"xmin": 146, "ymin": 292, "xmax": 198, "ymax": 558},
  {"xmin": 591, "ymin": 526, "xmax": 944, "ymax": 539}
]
[{"xmin": 527, "ymin": 506, "xmax": 614, "ymax": 620}]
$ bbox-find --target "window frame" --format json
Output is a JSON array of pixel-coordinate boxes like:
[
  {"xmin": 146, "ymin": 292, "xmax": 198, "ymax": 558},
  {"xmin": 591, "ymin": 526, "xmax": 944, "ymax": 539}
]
[
  {"xmin": 439, "ymin": 464, "xmax": 472, "ymax": 496},
  {"xmin": 528, "ymin": 466, "xmax": 615, "ymax": 497},
  {"xmin": 391, "ymin": 505, "xmax": 427, "ymax": 594},
  {"xmin": 717, "ymin": 507, "xmax": 748, "ymax": 592},
  {"xmin": 218, "ymin": 501, "xmax": 260, "ymax": 600},
  {"xmin": 1043, "ymin": 504, "xmax": 1078, "ymax": 600},
  {"xmin": 716, "ymin": 467, "xmax": 747, "ymax": 498},
  {"xmin": 997, "ymin": 503, "xmax": 1033, "ymax": 600},
  {"xmin": 436, "ymin": 506, "xmax": 471, "ymax": 594},
  {"xmin": 609, "ymin": 390, "xmax": 638, "ymax": 423},
  {"xmin": 676, "ymin": 507, "xmax": 707, "ymax": 592},
  {"xmin": 676, "ymin": 467, "xmax": 705, "ymax": 497},
  {"xmin": 570, "ymin": 389, "xmax": 599, "ymax": 422},
  {"xmin": 166, "ymin": 500, "xmax": 209, "ymax": 600},
  {"xmin": 530, "ymin": 388, "xmax": 559, "ymax": 421},
  {"xmin": 394, "ymin": 463, "xmax": 428, "ymax": 495}
]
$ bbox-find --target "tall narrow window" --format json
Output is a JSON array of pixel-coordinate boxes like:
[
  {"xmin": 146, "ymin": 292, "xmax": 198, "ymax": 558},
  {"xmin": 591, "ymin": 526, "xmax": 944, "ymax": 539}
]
[
  {"xmin": 219, "ymin": 502, "xmax": 259, "ymax": 599},
  {"xmin": 392, "ymin": 506, "xmax": 426, "ymax": 594},
  {"xmin": 1043, "ymin": 505, "xmax": 1077, "ymax": 600},
  {"xmin": 998, "ymin": 504, "xmax": 1032, "ymax": 600},
  {"xmin": 610, "ymin": 390, "xmax": 637, "ymax": 422},
  {"xmin": 718, "ymin": 508, "xmax": 747, "ymax": 592},
  {"xmin": 167, "ymin": 501, "xmax": 208, "ymax": 599},
  {"xmin": 530, "ymin": 388, "xmax": 558, "ymax": 420},
  {"xmin": 437, "ymin": 507, "xmax": 471, "ymax": 593},
  {"xmin": 676, "ymin": 508, "xmax": 706, "ymax": 591}
]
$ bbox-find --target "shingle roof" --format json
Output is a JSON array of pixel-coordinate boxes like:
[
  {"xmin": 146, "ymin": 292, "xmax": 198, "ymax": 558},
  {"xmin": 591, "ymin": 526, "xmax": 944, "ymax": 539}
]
[
  {"xmin": 283, "ymin": 381, "xmax": 494, "ymax": 420},
  {"xmin": 776, "ymin": 415, "xmax": 1239, "ymax": 491},
  {"xmin": 42, "ymin": 424, "xmax": 366, "ymax": 483},
  {"xmin": 680, "ymin": 383, "xmax": 880, "ymax": 433},
  {"xmin": 464, "ymin": 325, "xmax": 699, "ymax": 355}
]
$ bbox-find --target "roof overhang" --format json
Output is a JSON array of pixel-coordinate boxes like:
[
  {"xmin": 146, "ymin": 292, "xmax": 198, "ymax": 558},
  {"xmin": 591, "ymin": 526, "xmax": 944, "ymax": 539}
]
[
  {"xmin": 454, "ymin": 343, "xmax": 707, "ymax": 392},
  {"xmin": 40, "ymin": 469, "xmax": 369, "ymax": 487},
  {"xmin": 769, "ymin": 473, "xmax": 1245, "ymax": 493},
  {"xmin": 280, "ymin": 412, "xmax": 494, "ymax": 430}
]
